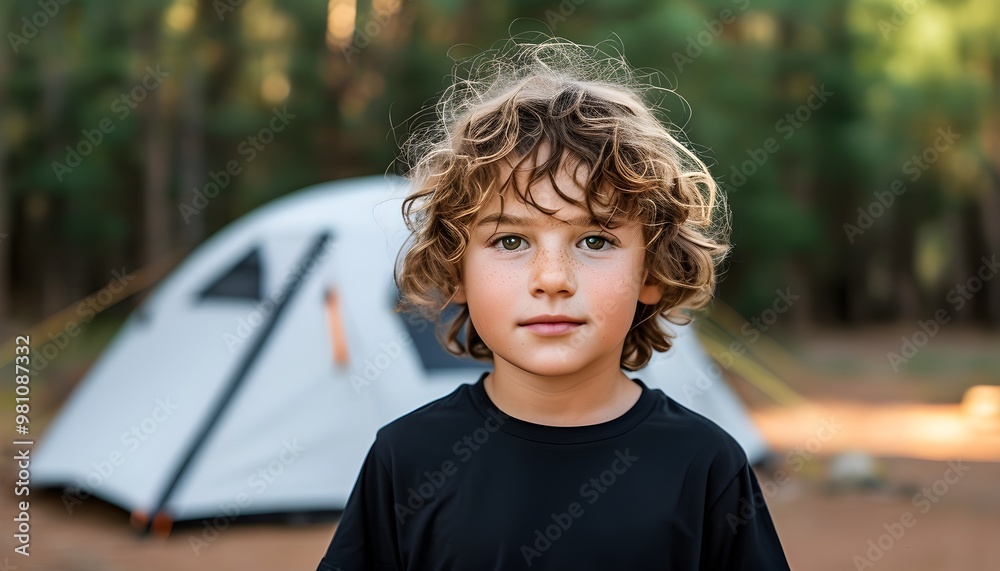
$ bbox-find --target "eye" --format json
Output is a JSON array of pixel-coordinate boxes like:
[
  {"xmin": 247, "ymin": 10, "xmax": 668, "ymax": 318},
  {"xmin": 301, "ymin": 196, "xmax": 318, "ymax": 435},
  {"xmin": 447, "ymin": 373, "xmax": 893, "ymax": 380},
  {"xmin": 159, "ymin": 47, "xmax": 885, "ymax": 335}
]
[
  {"xmin": 581, "ymin": 236, "xmax": 609, "ymax": 250},
  {"xmin": 496, "ymin": 236, "xmax": 523, "ymax": 251}
]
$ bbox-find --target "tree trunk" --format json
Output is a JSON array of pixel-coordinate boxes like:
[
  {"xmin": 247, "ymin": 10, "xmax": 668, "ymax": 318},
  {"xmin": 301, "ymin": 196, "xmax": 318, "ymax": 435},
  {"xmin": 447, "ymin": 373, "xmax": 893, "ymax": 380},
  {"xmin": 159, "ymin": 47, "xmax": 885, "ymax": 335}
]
[
  {"xmin": 144, "ymin": 89, "xmax": 171, "ymax": 264},
  {"xmin": 0, "ymin": 34, "xmax": 10, "ymax": 334},
  {"xmin": 179, "ymin": 57, "xmax": 205, "ymax": 249},
  {"xmin": 976, "ymin": 151, "xmax": 1000, "ymax": 325},
  {"xmin": 138, "ymin": 14, "xmax": 172, "ymax": 266},
  {"xmin": 39, "ymin": 45, "xmax": 69, "ymax": 317}
]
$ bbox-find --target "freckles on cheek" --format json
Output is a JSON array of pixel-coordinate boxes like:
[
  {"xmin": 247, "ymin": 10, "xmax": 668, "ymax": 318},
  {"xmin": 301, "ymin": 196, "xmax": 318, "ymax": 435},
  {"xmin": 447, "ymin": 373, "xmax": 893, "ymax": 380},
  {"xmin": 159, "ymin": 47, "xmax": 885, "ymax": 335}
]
[
  {"xmin": 593, "ymin": 274, "xmax": 639, "ymax": 328},
  {"xmin": 470, "ymin": 266, "xmax": 513, "ymax": 324}
]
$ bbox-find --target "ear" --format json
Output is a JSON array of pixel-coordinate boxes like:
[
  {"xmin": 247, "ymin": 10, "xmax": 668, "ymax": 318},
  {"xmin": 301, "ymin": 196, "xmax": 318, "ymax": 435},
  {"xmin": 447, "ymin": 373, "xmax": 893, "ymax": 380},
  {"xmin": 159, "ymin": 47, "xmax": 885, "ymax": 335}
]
[
  {"xmin": 638, "ymin": 283, "xmax": 663, "ymax": 306},
  {"xmin": 452, "ymin": 283, "xmax": 467, "ymax": 304},
  {"xmin": 637, "ymin": 271, "xmax": 663, "ymax": 306}
]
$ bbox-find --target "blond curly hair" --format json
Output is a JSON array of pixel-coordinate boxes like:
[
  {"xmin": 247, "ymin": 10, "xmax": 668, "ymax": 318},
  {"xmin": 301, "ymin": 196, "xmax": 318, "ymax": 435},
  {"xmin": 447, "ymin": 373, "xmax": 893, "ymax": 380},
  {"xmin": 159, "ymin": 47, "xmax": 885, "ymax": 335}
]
[{"xmin": 395, "ymin": 35, "xmax": 729, "ymax": 371}]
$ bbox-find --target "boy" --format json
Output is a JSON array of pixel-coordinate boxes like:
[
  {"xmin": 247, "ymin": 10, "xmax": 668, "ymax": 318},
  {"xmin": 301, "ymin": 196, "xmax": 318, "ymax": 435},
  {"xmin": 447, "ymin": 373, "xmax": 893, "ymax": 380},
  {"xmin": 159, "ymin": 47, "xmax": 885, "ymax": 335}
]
[{"xmin": 317, "ymin": 37, "xmax": 791, "ymax": 570}]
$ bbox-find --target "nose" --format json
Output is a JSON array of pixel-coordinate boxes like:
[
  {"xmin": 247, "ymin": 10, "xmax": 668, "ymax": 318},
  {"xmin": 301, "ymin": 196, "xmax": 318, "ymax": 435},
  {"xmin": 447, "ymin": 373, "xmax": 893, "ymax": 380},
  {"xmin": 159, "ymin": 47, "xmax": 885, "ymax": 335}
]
[{"xmin": 529, "ymin": 243, "xmax": 576, "ymax": 297}]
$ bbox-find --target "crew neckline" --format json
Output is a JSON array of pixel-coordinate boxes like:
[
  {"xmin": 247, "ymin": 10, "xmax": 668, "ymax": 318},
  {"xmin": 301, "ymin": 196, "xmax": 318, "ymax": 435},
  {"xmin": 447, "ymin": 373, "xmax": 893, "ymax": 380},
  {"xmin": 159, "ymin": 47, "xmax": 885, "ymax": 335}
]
[{"xmin": 467, "ymin": 371, "xmax": 658, "ymax": 444}]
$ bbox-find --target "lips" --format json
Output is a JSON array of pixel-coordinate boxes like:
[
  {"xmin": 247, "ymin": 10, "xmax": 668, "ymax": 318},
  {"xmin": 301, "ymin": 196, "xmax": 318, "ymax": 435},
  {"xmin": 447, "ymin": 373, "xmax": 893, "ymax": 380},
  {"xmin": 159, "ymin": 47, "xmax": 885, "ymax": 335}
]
[{"xmin": 518, "ymin": 315, "xmax": 585, "ymax": 335}]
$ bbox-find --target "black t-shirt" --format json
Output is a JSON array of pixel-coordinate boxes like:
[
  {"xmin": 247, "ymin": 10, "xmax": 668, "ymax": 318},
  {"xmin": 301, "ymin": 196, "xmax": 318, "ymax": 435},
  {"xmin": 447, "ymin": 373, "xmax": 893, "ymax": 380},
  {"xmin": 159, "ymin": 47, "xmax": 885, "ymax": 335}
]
[{"xmin": 317, "ymin": 372, "xmax": 791, "ymax": 570}]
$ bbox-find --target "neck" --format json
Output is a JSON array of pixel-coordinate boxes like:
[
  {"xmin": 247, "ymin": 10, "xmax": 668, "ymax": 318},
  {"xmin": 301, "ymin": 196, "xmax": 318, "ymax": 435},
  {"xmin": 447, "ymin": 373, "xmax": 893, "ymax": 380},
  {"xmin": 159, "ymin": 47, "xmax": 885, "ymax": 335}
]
[{"xmin": 484, "ymin": 356, "xmax": 641, "ymax": 427}]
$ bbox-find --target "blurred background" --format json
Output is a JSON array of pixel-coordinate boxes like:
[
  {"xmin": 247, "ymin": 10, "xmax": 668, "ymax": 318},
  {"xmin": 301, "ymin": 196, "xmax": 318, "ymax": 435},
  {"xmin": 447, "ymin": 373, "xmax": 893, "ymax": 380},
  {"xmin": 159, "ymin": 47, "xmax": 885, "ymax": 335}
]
[{"xmin": 1, "ymin": 0, "xmax": 998, "ymax": 570}]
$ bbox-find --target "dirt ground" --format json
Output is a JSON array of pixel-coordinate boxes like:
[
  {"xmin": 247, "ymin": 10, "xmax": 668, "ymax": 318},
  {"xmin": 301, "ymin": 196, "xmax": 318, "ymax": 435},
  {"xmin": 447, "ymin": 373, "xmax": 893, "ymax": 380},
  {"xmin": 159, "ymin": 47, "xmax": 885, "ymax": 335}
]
[
  {"xmin": 2, "ymin": 458, "xmax": 998, "ymax": 571},
  {"xmin": 3, "ymin": 327, "xmax": 999, "ymax": 570}
]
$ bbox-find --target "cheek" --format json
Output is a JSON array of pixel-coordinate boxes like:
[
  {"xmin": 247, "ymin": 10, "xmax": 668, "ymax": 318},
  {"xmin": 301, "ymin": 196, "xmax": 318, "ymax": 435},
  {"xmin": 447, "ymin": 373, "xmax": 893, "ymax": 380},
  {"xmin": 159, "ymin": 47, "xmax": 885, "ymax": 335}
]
[
  {"xmin": 465, "ymin": 261, "xmax": 515, "ymax": 320},
  {"xmin": 590, "ymin": 272, "xmax": 641, "ymax": 331}
]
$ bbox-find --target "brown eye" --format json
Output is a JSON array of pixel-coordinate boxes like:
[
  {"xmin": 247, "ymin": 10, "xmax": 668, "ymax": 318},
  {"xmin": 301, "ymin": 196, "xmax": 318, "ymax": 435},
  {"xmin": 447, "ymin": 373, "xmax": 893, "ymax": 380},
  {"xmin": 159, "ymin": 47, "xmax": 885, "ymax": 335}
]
[
  {"xmin": 583, "ymin": 236, "xmax": 607, "ymax": 250},
  {"xmin": 500, "ymin": 236, "xmax": 522, "ymax": 250}
]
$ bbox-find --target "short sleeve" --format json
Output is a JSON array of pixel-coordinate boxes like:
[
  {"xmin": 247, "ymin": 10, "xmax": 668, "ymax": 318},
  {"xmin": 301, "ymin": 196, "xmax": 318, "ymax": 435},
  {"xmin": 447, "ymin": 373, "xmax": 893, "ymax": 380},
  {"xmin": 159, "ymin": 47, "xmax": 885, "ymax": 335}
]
[
  {"xmin": 701, "ymin": 461, "xmax": 791, "ymax": 571},
  {"xmin": 317, "ymin": 440, "xmax": 403, "ymax": 571}
]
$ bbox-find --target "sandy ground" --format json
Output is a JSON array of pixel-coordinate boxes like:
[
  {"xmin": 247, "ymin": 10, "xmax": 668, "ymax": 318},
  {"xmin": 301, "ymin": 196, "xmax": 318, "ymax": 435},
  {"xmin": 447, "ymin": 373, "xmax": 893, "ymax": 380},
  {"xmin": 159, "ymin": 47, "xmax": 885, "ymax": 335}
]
[
  {"xmin": 2, "ymin": 457, "xmax": 997, "ymax": 570},
  {"xmin": 3, "ymin": 327, "xmax": 999, "ymax": 570},
  {"xmin": 4, "ymin": 410, "xmax": 998, "ymax": 570}
]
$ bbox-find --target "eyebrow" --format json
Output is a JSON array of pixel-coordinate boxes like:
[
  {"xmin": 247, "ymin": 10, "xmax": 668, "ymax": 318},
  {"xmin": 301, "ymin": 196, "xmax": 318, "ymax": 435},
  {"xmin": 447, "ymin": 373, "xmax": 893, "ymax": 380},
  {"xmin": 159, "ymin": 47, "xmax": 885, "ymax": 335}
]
[{"xmin": 474, "ymin": 212, "xmax": 605, "ymax": 229}]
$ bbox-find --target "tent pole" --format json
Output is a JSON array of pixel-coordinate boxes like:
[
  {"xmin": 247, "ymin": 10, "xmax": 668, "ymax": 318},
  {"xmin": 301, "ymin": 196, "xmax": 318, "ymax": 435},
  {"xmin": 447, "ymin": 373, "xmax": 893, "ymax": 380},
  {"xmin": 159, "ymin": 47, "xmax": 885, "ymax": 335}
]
[{"xmin": 141, "ymin": 232, "xmax": 333, "ymax": 535}]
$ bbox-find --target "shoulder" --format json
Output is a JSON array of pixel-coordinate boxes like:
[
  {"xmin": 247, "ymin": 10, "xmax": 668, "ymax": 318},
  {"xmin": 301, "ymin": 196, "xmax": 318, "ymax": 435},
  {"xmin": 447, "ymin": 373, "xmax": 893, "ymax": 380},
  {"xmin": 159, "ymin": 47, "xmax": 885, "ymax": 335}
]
[
  {"xmin": 639, "ymin": 385, "xmax": 750, "ymax": 480},
  {"xmin": 370, "ymin": 381, "xmax": 479, "ymax": 459}
]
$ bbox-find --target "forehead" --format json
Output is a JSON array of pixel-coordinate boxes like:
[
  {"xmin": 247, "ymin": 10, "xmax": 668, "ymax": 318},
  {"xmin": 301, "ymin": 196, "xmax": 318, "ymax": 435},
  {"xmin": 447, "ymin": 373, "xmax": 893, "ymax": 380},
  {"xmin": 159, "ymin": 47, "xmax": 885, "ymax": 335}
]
[
  {"xmin": 500, "ymin": 159, "xmax": 585, "ymax": 210},
  {"xmin": 475, "ymin": 148, "xmax": 610, "ymax": 222}
]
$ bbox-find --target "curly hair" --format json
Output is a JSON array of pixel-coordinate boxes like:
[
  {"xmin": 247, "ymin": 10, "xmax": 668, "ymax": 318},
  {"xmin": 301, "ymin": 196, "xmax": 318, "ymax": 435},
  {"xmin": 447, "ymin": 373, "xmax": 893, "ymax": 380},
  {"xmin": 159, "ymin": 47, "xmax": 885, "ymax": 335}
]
[{"xmin": 395, "ymin": 35, "xmax": 729, "ymax": 371}]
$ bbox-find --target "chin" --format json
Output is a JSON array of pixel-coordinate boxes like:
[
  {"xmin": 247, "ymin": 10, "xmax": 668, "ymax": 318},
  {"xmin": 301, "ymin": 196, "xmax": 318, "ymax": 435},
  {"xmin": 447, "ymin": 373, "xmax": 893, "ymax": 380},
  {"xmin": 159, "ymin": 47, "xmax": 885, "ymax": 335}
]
[
  {"xmin": 509, "ymin": 357, "xmax": 590, "ymax": 378},
  {"xmin": 521, "ymin": 367, "xmax": 579, "ymax": 378},
  {"xmin": 489, "ymin": 343, "xmax": 603, "ymax": 378}
]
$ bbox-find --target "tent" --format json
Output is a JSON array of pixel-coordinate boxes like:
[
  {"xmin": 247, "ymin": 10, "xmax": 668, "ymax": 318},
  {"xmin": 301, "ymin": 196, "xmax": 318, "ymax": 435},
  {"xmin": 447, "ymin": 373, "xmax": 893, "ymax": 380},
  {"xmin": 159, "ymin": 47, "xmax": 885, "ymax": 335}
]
[{"xmin": 34, "ymin": 176, "xmax": 768, "ymax": 530}]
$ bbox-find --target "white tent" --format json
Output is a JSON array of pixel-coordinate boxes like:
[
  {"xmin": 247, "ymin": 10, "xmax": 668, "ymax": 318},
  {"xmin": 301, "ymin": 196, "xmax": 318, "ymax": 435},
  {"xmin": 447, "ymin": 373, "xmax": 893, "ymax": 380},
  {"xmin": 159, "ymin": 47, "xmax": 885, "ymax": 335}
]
[{"xmin": 34, "ymin": 176, "xmax": 767, "ymax": 528}]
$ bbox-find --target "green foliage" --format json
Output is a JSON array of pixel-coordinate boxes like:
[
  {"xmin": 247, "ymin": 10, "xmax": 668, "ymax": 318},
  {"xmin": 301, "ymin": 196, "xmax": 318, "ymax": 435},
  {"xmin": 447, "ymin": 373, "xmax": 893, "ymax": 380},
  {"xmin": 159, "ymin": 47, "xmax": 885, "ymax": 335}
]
[{"xmin": 2, "ymin": 0, "xmax": 998, "ymax": 326}]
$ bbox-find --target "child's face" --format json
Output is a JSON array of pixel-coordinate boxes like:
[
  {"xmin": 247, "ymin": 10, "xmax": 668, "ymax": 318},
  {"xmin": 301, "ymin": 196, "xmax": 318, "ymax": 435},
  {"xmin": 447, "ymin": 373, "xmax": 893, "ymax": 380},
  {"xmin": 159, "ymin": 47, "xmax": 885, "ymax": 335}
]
[{"xmin": 454, "ymin": 157, "xmax": 663, "ymax": 380}]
